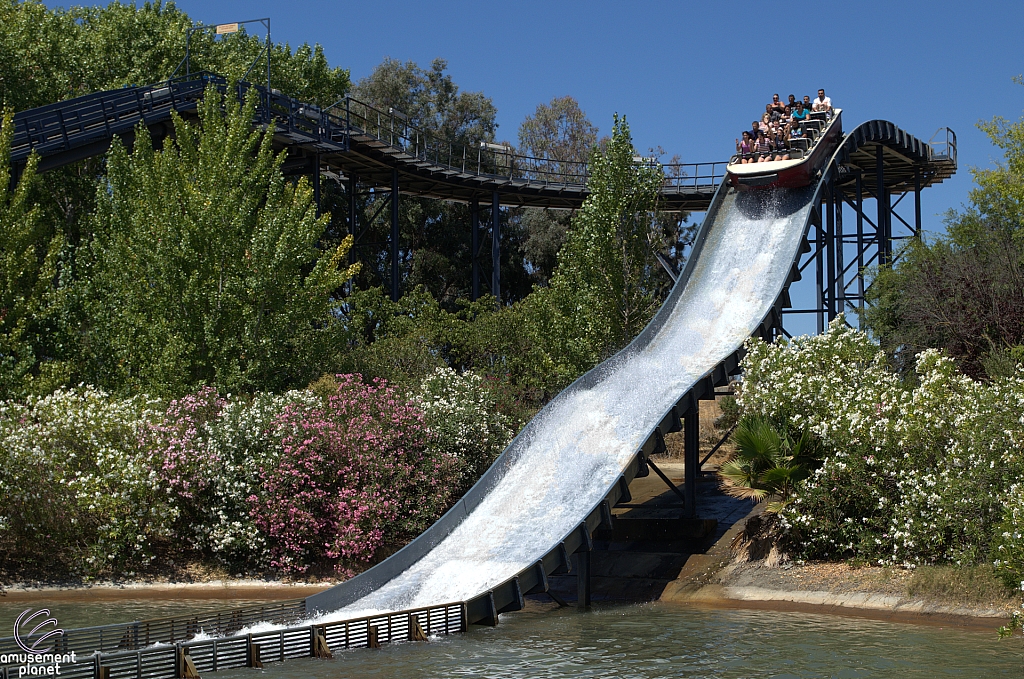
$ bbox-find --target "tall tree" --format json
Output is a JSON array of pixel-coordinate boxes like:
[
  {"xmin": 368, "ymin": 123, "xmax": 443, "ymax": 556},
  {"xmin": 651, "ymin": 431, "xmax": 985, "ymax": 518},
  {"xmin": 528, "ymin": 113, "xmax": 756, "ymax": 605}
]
[
  {"xmin": 527, "ymin": 114, "xmax": 665, "ymax": 377},
  {"xmin": 864, "ymin": 79, "xmax": 1024, "ymax": 378},
  {"xmin": 75, "ymin": 85, "xmax": 359, "ymax": 395},
  {"xmin": 516, "ymin": 96, "xmax": 599, "ymax": 286},
  {"xmin": 0, "ymin": 110, "xmax": 65, "ymax": 398}
]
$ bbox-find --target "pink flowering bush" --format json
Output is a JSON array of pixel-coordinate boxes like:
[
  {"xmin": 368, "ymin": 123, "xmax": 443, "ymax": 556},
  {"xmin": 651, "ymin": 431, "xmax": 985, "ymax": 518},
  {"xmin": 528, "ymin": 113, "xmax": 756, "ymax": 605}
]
[{"xmin": 251, "ymin": 375, "xmax": 458, "ymax": 575}]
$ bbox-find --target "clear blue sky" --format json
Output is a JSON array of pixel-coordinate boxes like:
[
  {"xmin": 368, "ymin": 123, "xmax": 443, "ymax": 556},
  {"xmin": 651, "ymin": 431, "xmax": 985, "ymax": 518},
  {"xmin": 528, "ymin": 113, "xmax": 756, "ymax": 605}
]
[
  {"xmin": 143, "ymin": 0, "xmax": 1024, "ymax": 230},
  {"xmin": 43, "ymin": 1, "xmax": 1024, "ymax": 333}
]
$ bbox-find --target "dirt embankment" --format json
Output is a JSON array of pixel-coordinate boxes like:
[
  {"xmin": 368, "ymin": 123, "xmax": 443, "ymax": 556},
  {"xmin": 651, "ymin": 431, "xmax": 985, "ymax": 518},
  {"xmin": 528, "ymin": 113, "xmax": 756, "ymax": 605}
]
[{"xmin": 661, "ymin": 507, "xmax": 1017, "ymax": 630}]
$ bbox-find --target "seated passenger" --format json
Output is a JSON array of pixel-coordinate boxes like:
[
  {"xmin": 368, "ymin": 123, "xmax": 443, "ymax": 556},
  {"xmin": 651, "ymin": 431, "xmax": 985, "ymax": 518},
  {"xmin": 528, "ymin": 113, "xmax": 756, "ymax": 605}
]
[
  {"xmin": 791, "ymin": 101, "xmax": 809, "ymax": 128},
  {"xmin": 735, "ymin": 131, "xmax": 754, "ymax": 163},
  {"xmin": 759, "ymin": 113, "xmax": 771, "ymax": 135},
  {"xmin": 772, "ymin": 129, "xmax": 790, "ymax": 161},
  {"xmin": 802, "ymin": 95, "xmax": 813, "ymax": 112},
  {"xmin": 780, "ymin": 105, "xmax": 793, "ymax": 133},
  {"xmin": 753, "ymin": 132, "xmax": 773, "ymax": 162},
  {"xmin": 769, "ymin": 93, "xmax": 786, "ymax": 116},
  {"xmin": 749, "ymin": 120, "xmax": 762, "ymax": 140},
  {"xmin": 787, "ymin": 94, "xmax": 798, "ymax": 110},
  {"xmin": 812, "ymin": 88, "xmax": 832, "ymax": 113},
  {"xmin": 767, "ymin": 103, "xmax": 782, "ymax": 124}
]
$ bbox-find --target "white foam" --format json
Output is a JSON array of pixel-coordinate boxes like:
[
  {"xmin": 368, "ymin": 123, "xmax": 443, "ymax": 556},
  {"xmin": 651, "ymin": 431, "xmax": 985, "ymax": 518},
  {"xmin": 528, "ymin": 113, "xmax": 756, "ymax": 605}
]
[{"xmin": 318, "ymin": 186, "xmax": 814, "ymax": 623}]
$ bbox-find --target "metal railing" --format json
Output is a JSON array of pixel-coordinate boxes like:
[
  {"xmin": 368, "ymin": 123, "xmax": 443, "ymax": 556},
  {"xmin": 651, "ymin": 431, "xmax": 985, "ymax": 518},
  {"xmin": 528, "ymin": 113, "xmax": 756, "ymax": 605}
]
[
  {"xmin": 927, "ymin": 127, "xmax": 957, "ymax": 167},
  {"xmin": 0, "ymin": 602, "xmax": 465, "ymax": 679},
  {"xmin": 9, "ymin": 71, "xmax": 725, "ymax": 194},
  {"xmin": 329, "ymin": 95, "xmax": 724, "ymax": 189},
  {"xmin": 0, "ymin": 599, "xmax": 306, "ymax": 657}
]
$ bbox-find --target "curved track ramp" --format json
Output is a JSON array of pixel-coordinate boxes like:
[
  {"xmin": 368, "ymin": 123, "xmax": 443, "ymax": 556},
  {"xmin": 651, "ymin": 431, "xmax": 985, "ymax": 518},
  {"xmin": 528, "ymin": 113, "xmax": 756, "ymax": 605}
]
[
  {"xmin": 307, "ymin": 179, "xmax": 818, "ymax": 623},
  {"xmin": 307, "ymin": 118, "xmax": 954, "ymax": 625}
]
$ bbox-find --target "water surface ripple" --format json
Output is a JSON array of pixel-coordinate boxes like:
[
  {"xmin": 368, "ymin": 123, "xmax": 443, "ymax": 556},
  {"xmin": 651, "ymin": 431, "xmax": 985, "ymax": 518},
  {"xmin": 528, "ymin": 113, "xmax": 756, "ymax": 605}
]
[{"xmin": 220, "ymin": 603, "xmax": 1020, "ymax": 678}]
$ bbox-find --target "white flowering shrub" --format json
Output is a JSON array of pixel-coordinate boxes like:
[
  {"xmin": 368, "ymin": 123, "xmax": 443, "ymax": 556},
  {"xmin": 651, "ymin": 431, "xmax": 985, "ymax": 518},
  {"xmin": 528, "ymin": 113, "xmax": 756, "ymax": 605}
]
[
  {"xmin": 739, "ymin": 317, "xmax": 1024, "ymax": 569},
  {"xmin": 147, "ymin": 388, "xmax": 320, "ymax": 571},
  {"xmin": 0, "ymin": 387, "xmax": 170, "ymax": 574},
  {"xmin": 414, "ymin": 367, "xmax": 513, "ymax": 494}
]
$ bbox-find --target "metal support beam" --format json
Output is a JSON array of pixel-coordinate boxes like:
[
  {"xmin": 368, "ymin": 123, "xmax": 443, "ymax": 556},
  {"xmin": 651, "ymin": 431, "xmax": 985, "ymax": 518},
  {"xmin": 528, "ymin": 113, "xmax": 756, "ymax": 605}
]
[
  {"xmin": 347, "ymin": 174, "xmax": 358, "ymax": 267},
  {"xmin": 683, "ymin": 407, "xmax": 699, "ymax": 519},
  {"xmin": 814, "ymin": 209, "xmax": 824, "ymax": 334},
  {"xmin": 390, "ymin": 168, "xmax": 400, "ymax": 301},
  {"xmin": 312, "ymin": 154, "xmax": 321, "ymax": 217},
  {"xmin": 876, "ymin": 145, "xmax": 889, "ymax": 267},
  {"xmin": 471, "ymin": 197, "xmax": 480, "ymax": 301},
  {"xmin": 856, "ymin": 172, "xmax": 864, "ymax": 306},
  {"xmin": 835, "ymin": 186, "xmax": 844, "ymax": 316},
  {"xmin": 576, "ymin": 551, "xmax": 591, "ymax": 609},
  {"xmin": 491, "ymin": 190, "xmax": 500, "ymax": 303},
  {"xmin": 914, "ymin": 167, "xmax": 922, "ymax": 237},
  {"xmin": 825, "ymin": 179, "xmax": 836, "ymax": 323}
]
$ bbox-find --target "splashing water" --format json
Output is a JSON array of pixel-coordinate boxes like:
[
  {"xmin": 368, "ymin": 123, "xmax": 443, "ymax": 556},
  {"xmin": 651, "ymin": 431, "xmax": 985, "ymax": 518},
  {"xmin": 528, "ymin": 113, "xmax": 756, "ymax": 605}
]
[{"xmin": 306, "ymin": 185, "xmax": 815, "ymax": 625}]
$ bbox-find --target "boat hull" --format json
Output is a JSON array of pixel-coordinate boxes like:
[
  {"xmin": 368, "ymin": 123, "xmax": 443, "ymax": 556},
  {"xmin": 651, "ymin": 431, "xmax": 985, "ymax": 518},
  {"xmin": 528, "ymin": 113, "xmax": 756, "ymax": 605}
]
[{"xmin": 728, "ymin": 111, "xmax": 843, "ymax": 191}]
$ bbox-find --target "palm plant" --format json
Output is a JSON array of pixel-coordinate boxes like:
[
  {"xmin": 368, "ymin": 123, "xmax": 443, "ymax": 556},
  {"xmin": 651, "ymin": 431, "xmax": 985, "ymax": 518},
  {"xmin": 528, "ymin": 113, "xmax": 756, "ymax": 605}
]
[{"xmin": 718, "ymin": 415, "xmax": 819, "ymax": 513}]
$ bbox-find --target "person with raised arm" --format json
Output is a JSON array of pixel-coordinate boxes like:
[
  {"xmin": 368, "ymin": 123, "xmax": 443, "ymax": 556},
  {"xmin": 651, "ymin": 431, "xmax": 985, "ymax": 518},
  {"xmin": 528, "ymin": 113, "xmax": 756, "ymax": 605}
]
[{"xmin": 735, "ymin": 131, "xmax": 754, "ymax": 164}]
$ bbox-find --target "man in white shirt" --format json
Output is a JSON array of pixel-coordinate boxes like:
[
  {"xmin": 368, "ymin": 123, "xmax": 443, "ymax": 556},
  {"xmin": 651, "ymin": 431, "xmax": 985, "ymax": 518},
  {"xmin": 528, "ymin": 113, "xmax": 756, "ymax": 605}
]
[{"xmin": 812, "ymin": 88, "xmax": 832, "ymax": 113}]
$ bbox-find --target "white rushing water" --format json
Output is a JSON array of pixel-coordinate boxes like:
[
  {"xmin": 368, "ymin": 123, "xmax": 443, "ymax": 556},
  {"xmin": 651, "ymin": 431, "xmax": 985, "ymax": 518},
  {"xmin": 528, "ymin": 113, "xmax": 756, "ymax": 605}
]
[{"xmin": 310, "ymin": 185, "xmax": 815, "ymax": 624}]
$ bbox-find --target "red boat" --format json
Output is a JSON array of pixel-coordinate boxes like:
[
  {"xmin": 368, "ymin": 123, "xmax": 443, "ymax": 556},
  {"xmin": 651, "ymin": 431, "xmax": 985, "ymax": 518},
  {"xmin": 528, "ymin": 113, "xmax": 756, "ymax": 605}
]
[{"xmin": 727, "ymin": 109, "xmax": 843, "ymax": 190}]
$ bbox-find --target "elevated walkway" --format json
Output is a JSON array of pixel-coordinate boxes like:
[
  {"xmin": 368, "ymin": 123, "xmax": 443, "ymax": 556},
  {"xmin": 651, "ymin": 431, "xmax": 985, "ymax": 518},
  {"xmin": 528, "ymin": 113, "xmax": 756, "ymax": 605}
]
[{"xmin": 8, "ymin": 73, "xmax": 721, "ymax": 211}]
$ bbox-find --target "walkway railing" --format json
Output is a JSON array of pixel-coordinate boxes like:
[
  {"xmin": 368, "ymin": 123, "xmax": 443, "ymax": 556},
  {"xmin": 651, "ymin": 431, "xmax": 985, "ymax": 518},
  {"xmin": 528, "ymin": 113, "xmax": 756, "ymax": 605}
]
[
  {"xmin": 9, "ymin": 72, "xmax": 725, "ymax": 194},
  {"xmin": 0, "ymin": 600, "xmax": 307, "ymax": 658},
  {"xmin": 0, "ymin": 602, "xmax": 465, "ymax": 679},
  {"xmin": 330, "ymin": 94, "xmax": 725, "ymax": 189}
]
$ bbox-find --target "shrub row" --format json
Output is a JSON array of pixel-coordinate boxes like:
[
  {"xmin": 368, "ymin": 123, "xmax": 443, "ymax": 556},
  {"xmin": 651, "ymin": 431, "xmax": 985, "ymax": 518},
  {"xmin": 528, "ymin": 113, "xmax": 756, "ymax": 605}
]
[
  {"xmin": 0, "ymin": 369, "xmax": 511, "ymax": 579},
  {"xmin": 738, "ymin": 318, "xmax": 1024, "ymax": 587}
]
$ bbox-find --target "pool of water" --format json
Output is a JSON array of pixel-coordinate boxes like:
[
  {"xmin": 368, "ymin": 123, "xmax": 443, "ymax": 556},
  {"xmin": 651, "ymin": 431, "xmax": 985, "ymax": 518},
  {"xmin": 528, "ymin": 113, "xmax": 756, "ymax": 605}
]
[
  {"xmin": 3, "ymin": 598, "xmax": 1017, "ymax": 677},
  {"xmin": 226, "ymin": 601, "xmax": 1016, "ymax": 679}
]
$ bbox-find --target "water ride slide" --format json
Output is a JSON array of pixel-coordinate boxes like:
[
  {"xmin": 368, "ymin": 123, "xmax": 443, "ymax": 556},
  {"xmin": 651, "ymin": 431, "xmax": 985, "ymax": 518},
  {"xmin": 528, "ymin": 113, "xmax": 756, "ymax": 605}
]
[{"xmin": 306, "ymin": 172, "xmax": 823, "ymax": 624}]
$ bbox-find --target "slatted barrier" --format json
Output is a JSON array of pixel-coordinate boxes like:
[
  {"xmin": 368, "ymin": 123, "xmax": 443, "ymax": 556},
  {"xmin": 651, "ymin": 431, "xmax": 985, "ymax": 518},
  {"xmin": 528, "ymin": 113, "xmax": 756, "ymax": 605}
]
[{"xmin": 0, "ymin": 602, "xmax": 465, "ymax": 679}]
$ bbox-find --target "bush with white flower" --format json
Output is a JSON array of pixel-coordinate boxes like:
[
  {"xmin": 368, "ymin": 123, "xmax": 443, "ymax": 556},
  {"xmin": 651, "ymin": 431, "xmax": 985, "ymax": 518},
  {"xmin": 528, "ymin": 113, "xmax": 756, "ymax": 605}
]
[
  {"xmin": 0, "ymin": 387, "xmax": 170, "ymax": 575},
  {"xmin": 414, "ymin": 367, "xmax": 514, "ymax": 495},
  {"xmin": 739, "ymin": 316, "xmax": 1024, "ymax": 575}
]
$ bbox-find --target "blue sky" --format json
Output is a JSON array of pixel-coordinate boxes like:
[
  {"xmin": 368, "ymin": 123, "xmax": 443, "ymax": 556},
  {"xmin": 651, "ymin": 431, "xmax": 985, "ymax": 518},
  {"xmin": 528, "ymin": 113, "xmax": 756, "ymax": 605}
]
[
  {"xmin": 41, "ymin": 1, "xmax": 1024, "ymax": 333},
  {"xmin": 143, "ymin": 0, "xmax": 1024, "ymax": 229}
]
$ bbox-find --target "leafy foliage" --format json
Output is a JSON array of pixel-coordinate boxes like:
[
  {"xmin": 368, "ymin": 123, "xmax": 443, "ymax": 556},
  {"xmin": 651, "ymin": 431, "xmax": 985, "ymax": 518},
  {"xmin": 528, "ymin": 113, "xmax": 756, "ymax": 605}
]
[
  {"xmin": 718, "ymin": 416, "xmax": 819, "ymax": 513},
  {"xmin": 75, "ymin": 85, "xmax": 359, "ymax": 395},
  {"xmin": 864, "ymin": 81, "xmax": 1024, "ymax": 378},
  {"xmin": 414, "ymin": 367, "xmax": 514, "ymax": 495},
  {"xmin": 527, "ymin": 115, "xmax": 665, "ymax": 375},
  {"xmin": 0, "ymin": 387, "xmax": 168, "ymax": 576},
  {"xmin": 0, "ymin": 109, "xmax": 66, "ymax": 399},
  {"xmin": 738, "ymin": 318, "xmax": 1024, "ymax": 568}
]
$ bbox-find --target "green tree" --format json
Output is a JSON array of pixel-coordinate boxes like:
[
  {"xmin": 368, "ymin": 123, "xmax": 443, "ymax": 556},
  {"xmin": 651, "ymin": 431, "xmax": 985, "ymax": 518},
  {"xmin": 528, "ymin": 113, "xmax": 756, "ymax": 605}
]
[
  {"xmin": 0, "ymin": 110, "xmax": 65, "ymax": 398},
  {"xmin": 75, "ymin": 85, "xmax": 359, "ymax": 395},
  {"xmin": 529, "ymin": 114, "xmax": 665, "ymax": 376},
  {"xmin": 516, "ymin": 96, "xmax": 598, "ymax": 286},
  {"xmin": 864, "ymin": 81, "xmax": 1024, "ymax": 377}
]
